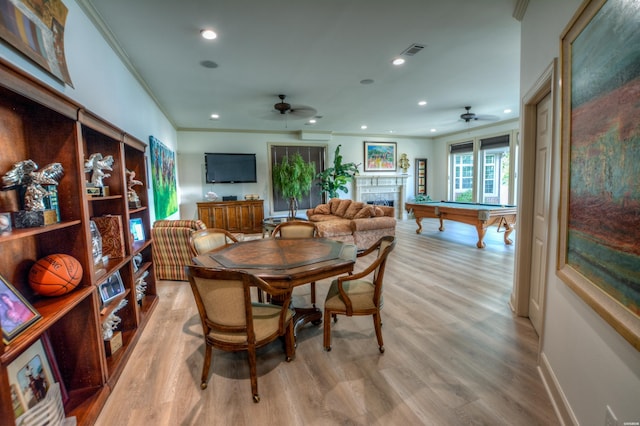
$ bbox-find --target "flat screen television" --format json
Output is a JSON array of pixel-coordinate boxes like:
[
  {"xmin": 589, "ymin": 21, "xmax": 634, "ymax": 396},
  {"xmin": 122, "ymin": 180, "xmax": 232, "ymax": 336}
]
[{"xmin": 205, "ymin": 153, "xmax": 257, "ymax": 183}]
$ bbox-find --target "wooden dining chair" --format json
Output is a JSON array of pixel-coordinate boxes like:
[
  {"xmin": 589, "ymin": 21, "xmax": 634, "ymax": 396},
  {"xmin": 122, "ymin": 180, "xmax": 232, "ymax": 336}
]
[
  {"xmin": 189, "ymin": 228, "xmax": 239, "ymax": 256},
  {"xmin": 185, "ymin": 266, "xmax": 295, "ymax": 403},
  {"xmin": 323, "ymin": 236, "xmax": 396, "ymax": 353},
  {"xmin": 271, "ymin": 220, "xmax": 319, "ymax": 306}
]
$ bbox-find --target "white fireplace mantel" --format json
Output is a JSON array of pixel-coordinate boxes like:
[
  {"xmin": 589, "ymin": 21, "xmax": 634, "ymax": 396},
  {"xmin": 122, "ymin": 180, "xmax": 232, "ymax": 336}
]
[{"xmin": 352, "ymin": 174, "xmax": 409, "ymax": 219}]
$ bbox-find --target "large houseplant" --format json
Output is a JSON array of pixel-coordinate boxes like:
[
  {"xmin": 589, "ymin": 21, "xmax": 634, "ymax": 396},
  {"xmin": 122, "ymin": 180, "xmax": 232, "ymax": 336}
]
[
  {"xmin": 272, "ymin": 153, "xmax": 316, "ymax": 218},
  {"xmin": 316, "ymin": 145, "xmax": 359, "ymax": 199}
]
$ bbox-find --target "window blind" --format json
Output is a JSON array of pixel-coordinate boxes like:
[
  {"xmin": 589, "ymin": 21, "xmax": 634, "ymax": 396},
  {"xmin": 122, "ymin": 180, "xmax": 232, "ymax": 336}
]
[
  {"xmin": 449, "ymin": 141, "xmax": 474, "ymax": 153},
  {"xmin": 480, "ymin": 135, "xmax": 510, "ymax": 150}
]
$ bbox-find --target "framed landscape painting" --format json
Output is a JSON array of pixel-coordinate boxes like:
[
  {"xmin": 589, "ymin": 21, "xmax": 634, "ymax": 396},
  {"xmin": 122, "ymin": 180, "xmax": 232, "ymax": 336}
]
[
  {"xmin": 364, "ymin": 142, "xmax": 396, "ymax": 172},
  {"xmin": 558, "ymin": 0, "xmax": 640, "ymax": 350}
]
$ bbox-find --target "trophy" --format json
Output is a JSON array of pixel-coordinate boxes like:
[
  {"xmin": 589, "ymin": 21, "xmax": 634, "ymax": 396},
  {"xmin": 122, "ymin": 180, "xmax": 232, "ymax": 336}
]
[
  {"xmin": 126, "ymin": 169, "xmax": 143, "ymax": 208},
  {"xmin": 1, "ymin": 160, "xmax": 64, "ymax": 228},
  {"xmin": 84, "ymin": 153, "xmax": 114, "ymax": 196}
]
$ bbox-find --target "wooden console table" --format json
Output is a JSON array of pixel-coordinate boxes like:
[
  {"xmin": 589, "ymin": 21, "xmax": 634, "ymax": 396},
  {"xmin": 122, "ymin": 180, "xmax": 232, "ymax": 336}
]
[{"xmin": 197, "ymin": 200, "xmax": 264, "ymax": 233}]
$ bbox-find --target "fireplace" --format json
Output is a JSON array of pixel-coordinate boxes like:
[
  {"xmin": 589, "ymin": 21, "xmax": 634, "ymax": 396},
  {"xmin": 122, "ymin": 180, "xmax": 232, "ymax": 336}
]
[{"xmin": 352, "ymin": 175, "xmax": 408, "ymax": 219}]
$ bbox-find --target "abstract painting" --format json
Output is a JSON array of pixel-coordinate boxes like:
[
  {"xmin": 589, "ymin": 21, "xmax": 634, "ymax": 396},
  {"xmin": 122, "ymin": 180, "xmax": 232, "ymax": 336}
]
[
  {"xmin": 558, "ymin": 0, "xmax": 640, "ymax": 350},
  {"xmin": 150, "ymin": 136, "xmax": 178, "ymax": 220},
  {"xmin": 0, "ymin": 0, "xmax": 73, "ymax": 85}
]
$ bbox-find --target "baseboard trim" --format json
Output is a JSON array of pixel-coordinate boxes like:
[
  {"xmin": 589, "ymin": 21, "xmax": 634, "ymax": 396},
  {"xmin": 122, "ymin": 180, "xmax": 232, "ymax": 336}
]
[{"xmin": 538, "ymin": 351, "xmax": 577, "ymax": 425}]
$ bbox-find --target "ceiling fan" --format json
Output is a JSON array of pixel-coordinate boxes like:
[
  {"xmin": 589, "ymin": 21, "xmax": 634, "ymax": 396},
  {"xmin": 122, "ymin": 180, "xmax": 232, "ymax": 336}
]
[
  {"xmin": 459, "ymin": 106, "xmax": 499, "ymax": 123},
  {"xmin": 272, "ymin": 94, "xmax": 317, "ymax": 119}
]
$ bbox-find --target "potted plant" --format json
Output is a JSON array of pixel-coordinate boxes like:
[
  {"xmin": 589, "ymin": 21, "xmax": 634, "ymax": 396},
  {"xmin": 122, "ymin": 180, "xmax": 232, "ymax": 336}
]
[
  {"xmin": 316, "ymin": 145, "xmax": 360, "ymax": 199},
  {"xmin": 272, "ymin": 152, "xmax": 316, "ymax": 219}
]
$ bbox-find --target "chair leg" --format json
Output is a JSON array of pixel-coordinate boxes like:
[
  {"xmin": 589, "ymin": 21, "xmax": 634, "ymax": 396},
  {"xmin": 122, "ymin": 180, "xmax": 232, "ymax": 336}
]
[
  {"xmin": 323, "ymin": 309, "xmax": 332, "ymax": 351},
  {"xmin": 247, "ymin": 345, "xmax": 260, "ymax": 403},
  {"xmin": 310, "ymin": 282, "xmax": 316, "ymax": 307},
  {"xmin": 201, "ymin": 343, "xmax": 212, "ymax": 389},
  {"xmin": 284, "ymin": 322, "xmax": 296, "ymax": 361},
  {"xmin": 373, "ymin": 312, "xmax": 384, "ymax": 353}
]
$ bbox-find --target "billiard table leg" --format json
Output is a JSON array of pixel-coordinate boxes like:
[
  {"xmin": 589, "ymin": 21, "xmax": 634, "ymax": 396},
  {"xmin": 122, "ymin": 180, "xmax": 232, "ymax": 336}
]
[
  {"xmin": 414, "ymin": 217, "xmax": 423, "ymax": 234},
  {"xmin": 476, "ymin": 224, "xmax": 487, "ymax": 248},
  {"xmin": 503, "ymin": 222, "xmax": 514, "ymax": 245}
]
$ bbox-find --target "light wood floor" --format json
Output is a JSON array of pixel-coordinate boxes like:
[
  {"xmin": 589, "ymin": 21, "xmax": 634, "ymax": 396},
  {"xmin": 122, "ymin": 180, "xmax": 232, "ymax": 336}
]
[{"xmin": 95, "ymin": 219, "xmax": 559, "ymax": 426}]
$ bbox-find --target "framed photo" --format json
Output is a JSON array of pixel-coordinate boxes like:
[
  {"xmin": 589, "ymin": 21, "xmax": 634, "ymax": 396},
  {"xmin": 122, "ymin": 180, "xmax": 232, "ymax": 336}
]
[
  {"xmin": 415, "ymin": 158, "xmax": 427, "ymax": 195},
  {"xmin": 1, "ymin": 275, "xmax": 41, "ymax": 344},
  {"xmin": 6, "ymin": 335, "xmax": 67, "ymax": 416},
  {"xmin": 364, "ymin": 141, "xmax": 396, "ymax": 172},
  {"xmin": 99, "ymin": 270, "xmax": 125, "ymax": 304},
  {"xmin": 129, "ymin": 217, "xmax": 145, "ymax": 242},
  {"xmin": 558, "ymin": 0, "xmax": 640, "ymax": 350}
]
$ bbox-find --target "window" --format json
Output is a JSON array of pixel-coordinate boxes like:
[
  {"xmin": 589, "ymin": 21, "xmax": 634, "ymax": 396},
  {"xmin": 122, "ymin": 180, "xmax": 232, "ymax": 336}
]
[
  {"xmin": 269, "ymin": 145, "xmax": 325, "ymax": 214},
  {"xmin": 448, "ymin": 134, "xmax": 514, "ymax": 205},
  {"xmin": 450, "ymin": 141, "xmax": 474, "ymax": 202},
  {"xmin": 480, "ymin": 135, "xmax": 510, "ymax": 204}
]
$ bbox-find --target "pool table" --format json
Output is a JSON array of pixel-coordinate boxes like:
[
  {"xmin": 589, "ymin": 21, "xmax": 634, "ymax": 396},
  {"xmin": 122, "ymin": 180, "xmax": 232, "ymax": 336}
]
[{"xmin": 405, "ymin": 201, "xmax": 517, "ymax": 248}]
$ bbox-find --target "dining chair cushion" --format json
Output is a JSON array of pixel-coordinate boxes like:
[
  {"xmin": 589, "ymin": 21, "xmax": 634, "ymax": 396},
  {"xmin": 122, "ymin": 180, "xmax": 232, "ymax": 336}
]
[{"xmin": 324, "ymin": 279, "xmax": 381, "ymax": 312}]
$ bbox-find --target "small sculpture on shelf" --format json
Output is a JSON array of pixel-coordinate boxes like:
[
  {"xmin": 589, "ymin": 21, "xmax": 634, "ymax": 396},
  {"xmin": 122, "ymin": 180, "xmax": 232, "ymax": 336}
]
[
  {"xmin": 101, "ymin": 298, "xmax": 127, "ymax": 340},
  {"xmin": 126, "ymin": 169, "xmax": 143, "ymax": 208},
  {"xmin": 398, "ymin": 153, "xmax": 410, "ymax": 174},
  {"xmin": 135, "ymin": 270, "xmax": 149, "ymax": 302},
  {"xmin": 2, "ymin": 160, "xmax": 64, "ymax": 211},
  {"xmin": 84, "ymin": 153, "xmax": 114, "ymax": 191}
]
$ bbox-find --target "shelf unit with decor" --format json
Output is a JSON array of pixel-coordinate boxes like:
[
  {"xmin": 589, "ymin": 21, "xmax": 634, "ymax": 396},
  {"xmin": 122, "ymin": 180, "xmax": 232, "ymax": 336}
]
[{"xmin": 0, "ymin": 59, "xmax": 157, "ymax": 424}]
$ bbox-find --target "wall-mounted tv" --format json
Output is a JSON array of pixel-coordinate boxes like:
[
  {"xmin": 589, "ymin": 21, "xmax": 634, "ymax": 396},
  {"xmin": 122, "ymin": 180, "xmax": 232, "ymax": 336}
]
[{"xmin": 205, "ymin": 153, "xmax": 257, "ymax": 183}]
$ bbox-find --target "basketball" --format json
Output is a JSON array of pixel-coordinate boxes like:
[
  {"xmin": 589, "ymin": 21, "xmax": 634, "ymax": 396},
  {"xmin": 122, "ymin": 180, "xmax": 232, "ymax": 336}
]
[{"xmin": 29, "ymin": 254, "xmax": 83, "ymax": 296}]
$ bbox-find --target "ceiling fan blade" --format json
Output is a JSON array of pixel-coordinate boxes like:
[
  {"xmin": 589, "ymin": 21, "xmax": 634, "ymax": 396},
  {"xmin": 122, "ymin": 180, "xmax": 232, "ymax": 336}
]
[{"xmin": 288, "ymin": 105, "xmax": 317, "ymax": 119}]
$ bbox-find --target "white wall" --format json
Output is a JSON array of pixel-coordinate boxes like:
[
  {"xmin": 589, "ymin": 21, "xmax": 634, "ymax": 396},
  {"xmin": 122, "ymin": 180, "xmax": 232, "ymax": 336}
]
[
  {"xmin": 177, "ymin": 130, "xmax": 432, "ymax": 220},
  {"xmin": 0, "ymin": 0, "xmax": 177, "ymax": 221},
  {"xmin": 522, "ymin": 1, "xmax": 640, "ymax": 424}
]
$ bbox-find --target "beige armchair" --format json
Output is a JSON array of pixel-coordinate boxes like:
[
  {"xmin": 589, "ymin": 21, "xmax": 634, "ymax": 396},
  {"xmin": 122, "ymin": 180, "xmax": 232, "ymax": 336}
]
[
  {"xmin": 323, "ymin": 236, "xmax": 396, "ymax": 352},
  {"xmin": 185, "ymin": 266, "xmax": 295, "ymax": 402}
]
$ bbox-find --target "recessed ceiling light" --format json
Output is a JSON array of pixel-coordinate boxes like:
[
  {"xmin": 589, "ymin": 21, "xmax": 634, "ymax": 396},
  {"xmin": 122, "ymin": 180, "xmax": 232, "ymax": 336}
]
[
  {"xmin": 504, "ymin": 108, "xmax": 512, "ymax": 114},
  {"xmin": 392, "ymin": 58, "xmax": 405, "ymax": 66},
  {"xmin": 308, "ymin": 119, "xmax": 317, "ymax": 124},
  {"xmin": 418, "ymin": 100, "xmax": 427, "ymax": 106},
  {"xmin": 201, "ymin": 29, "xmax": 217, "ymax": 40},
  {"xmin": 210, "ymin": 114, "xmax": 219, "ymax": 119},
  {"xmin": 361, "ymin": 125, "xmax": 368, "ymax": 130},
  {"xmin": 430, "ymin": 128, "xmax": 437, "ymax": 132}
]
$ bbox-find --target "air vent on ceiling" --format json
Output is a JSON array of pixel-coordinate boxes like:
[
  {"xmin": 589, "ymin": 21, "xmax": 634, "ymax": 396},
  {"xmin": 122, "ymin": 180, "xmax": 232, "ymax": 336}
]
[{"xmin": 401, "ymin": 43, "xmax": 425, "ymax": 56}]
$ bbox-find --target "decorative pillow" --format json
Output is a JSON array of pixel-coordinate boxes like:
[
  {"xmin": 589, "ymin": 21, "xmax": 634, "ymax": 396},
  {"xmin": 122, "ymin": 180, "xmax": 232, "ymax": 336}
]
[
  {"xmin": 335, "ymin": 199, "xmax": 352, "ymax": 217},
  {"xmin": 329, "ymin": 198, "xmax": 342, "ymax": 214},
  {"xmin": 354, "ymin": 205, "xmax": 373, "ymax": 219},
  {"xmin": 373, "ymin": 206, "xmax": 385, "ymax": 217},
  {"xmin": 314, "ymin": 204, "xmax": 330, "ymax": 215},
  {"xmin": 343, "ymin": 201, "xmax": 365, "ymax": 219}
]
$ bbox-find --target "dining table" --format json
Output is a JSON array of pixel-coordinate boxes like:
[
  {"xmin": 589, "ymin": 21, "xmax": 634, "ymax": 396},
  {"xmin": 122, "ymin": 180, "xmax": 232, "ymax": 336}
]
[{"xmin": 192, "ymin": 237, "xmax": 357, "ymax": 334}]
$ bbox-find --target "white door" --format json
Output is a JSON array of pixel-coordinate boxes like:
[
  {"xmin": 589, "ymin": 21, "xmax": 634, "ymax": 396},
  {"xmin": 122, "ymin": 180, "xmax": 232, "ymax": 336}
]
[{"xmin": 528, "ymin": 92, "xmax": 552, "ymax": 334}]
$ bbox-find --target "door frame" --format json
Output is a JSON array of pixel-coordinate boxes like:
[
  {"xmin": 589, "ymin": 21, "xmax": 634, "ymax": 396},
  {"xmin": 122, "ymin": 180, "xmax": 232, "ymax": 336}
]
[{"xmin": 511, "ymin": 59, "xmax": 558, "ymax": 336}]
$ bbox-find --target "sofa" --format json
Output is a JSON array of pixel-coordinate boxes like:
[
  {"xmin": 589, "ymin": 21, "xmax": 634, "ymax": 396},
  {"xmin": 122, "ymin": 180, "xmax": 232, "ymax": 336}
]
[
  {"xmin": 152, "ymin": 219, "xmax": 207, "ymax": 281},
  {"xmin": 305, "ymin": 198, "xmax": 396, "ymax": 250}
]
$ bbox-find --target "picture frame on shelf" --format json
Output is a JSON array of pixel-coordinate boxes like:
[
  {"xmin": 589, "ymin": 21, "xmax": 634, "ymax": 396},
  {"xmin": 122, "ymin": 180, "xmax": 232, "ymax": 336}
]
[
  {"xmin": 1, "ymin": 274, "xmax": 41, "ymax": 344},
  {"xmin": 6, "ymin": 335, "xmax": 67, "ymax": 418},
  {"xmin": 99, "ymin": 270, "xmax": 125, "ymax": 304},
  {"xmin": 363, "ymin": 141, "xmax": 396, "ymax": 171},
  {"xmin": 129, "ymin": 217, "xmax": 145, "ymax": 242},
  {"xmin": 557, "ymin": 0, "xmax": 640, "ymax": 350}
]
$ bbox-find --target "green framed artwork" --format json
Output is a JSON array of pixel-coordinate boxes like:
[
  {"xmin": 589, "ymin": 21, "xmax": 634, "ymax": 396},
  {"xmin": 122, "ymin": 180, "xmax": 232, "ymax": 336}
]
[
  {"xmin": 150, "ymin": 136, "xmax": 178, "ymax": 220},
  {"xmin": 558, "ymin": 0, "xmax": 640, "ymax": 351}
]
